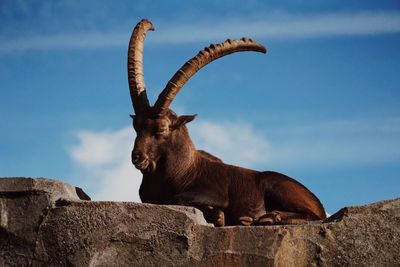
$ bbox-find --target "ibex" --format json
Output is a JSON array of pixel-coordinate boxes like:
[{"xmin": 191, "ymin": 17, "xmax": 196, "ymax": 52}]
[{"xmin": 128, "ymin": 19, "xmax": 326, "ymax": 226}]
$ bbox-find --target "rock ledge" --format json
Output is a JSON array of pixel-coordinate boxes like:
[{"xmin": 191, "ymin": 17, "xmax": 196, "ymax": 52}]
[{"xmin": 0, "ymin": 177, "xmax": 399, "ymax": 266}]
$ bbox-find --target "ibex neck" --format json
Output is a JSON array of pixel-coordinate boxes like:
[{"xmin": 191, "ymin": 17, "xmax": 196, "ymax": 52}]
[{"xmin": 162, "ymin": 127, "xmax": 197, "ymax": 190}]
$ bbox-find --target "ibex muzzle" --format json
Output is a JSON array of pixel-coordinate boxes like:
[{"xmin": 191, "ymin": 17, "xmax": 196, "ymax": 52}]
[
  {"xmin": 130, "ymin": 115, "xmax": 156, "ymax": 171},
  {"xmin": 127, "ymin": 19, "xmax": 326, "ymax": 226}
]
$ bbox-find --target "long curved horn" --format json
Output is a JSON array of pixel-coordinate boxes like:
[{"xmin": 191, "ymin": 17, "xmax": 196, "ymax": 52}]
[
  {"xmin": 128, "ymin": 19, "xmax": 154, "ymax": 114},
  {"xmin": 153, "ymin": 38, "xmax": 266, "ymax": 115}
]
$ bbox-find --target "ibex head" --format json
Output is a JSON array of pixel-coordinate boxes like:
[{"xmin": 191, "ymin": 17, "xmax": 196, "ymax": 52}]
[{"xmin": 128, "ymin": 19, "xmax": 266, "ymax": 173}]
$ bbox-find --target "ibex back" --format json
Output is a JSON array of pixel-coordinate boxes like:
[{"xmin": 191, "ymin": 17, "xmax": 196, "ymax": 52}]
[{"xmin": 128, "ymin": 19, "xmax": 326, "ymax": 226}]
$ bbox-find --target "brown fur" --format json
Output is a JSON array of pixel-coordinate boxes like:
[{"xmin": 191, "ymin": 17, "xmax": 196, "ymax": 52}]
[
  {"xmin": 128, "ymin": 20, "xmax": 325, "ymax": 226},
  {"xmin": 132, "ymin": 110, "xmax": 326, "ymax": 226}
]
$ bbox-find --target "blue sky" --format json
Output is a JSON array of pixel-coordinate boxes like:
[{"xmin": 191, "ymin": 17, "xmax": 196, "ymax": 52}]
[{"xmin": 1, "ymin": 0, "xmax": 399, "ymax": 213}]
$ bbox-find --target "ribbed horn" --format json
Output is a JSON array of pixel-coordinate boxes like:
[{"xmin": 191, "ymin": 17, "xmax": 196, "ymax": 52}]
[
  {"xmin": 153, "ymin": 38, "xmax": 266, "ymax": 116},
  {"xmin": 127, "ymin": 19, "xmax": 154, "ymax": 114}
]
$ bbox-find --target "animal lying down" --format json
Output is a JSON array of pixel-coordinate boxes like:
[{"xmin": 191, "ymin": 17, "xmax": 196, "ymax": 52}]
[{"xmin": 127, "ymin": 19, "xmax": 326, "ymax": 226}]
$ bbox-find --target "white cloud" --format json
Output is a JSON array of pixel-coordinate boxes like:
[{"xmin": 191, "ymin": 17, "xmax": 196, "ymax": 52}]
[
  {"xmin": 70, "ymin": 129, "xmax": 131, "ymax": 167},
  {"xmin": 152, "ymin": 11, "xmax": 400, "ymax": 44},
  {"xmin": 265, "ymin": 117, "xmax": 400, "ymax": 168},
  {"xmin": 191, "ymin": 121, "xmax": 271, "ymax": 167},
  {"xmin": 2, "ymin": 11, "xmax": 400, "ymax": 52},
  {"xmin": 0, "ymin": 32, "xmax": 127, "ymax": 52},
  {"xmin": 68, "ymin": 127, "xmax": 143, "ymax": 202}
]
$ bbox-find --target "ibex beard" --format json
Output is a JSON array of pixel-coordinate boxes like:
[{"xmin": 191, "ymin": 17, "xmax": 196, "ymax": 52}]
[{"xmin": 127, "ymin": 19, "xmax": 326, "ymax": 226}]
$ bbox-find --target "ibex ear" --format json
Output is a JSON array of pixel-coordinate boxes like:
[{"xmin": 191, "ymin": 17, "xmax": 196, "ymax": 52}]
[
  {"xmin": 129, "ymin": 114, "xmax": 136, "ymax": 120},
  {"xmin": 171, "ymin": 114, "xmax": 197, "ymax": 129}
]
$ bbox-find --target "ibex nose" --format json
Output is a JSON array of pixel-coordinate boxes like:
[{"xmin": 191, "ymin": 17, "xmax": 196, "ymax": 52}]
[{"xmin": 131, "ymin": 151, "xmax": 141, "ymax": 164}]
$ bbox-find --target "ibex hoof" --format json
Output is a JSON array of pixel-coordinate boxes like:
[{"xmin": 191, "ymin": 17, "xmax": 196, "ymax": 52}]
[
  {"xmin": 204, "ymin": 206, "xmax": 225, "ymax": 227},
  {"xmin": 215, "ymin": 210, "xmax": 225, "ymax": 227},
  {"xmin": 256, "ymin": 211, "xmax": 282, "ymax": 225},
  {"xmin": 239, "ymin": 216, "xmax": 254, "ymax": 226}
]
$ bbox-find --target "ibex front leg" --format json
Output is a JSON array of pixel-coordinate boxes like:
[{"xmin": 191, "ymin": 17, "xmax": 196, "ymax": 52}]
[
  {"xmin": 200, "ymin": 206, "xmax": 225, "ymax": 227},
  {"xmin": 174, "ymin": 192, "xmax": 226, "ymax": 227}
]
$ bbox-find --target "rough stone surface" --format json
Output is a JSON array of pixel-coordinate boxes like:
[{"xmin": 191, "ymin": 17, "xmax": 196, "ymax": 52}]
[
  {"xmin": 0, "ymin": 177, "xmax": 90, "ymax": 266},
  {"xmin": 0, "ymin": 177, "xmax": 399, "ymax": 266}
]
